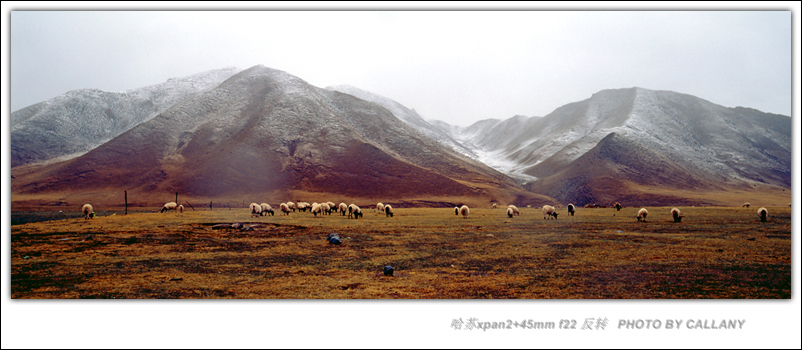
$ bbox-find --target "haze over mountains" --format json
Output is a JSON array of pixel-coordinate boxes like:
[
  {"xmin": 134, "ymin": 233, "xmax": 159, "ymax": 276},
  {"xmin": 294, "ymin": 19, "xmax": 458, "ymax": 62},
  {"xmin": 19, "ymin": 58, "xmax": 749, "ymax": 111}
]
[
  {"xmin": 10, "ymin": 65, "xmax": 792, "ymax": 207},
  {"xmin": 434, "ymin": 88, "xmax": 792, "ymax": 205},
  {"xmin": 11, "ymin": 67, "xmax": 241, "ymax": 167},
  {"xmin": 11, "ymin": 65, "xmax": 536, "ymax": 206}
]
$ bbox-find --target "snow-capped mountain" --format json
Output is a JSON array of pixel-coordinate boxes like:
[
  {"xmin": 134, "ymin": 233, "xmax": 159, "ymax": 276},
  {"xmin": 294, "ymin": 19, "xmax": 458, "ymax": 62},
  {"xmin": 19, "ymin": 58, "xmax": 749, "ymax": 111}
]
[
  {"xmin": 430, "ymin": 87, "xmax": 792, "ymax": 205},
  {"xmin": 10, "ymin": 67, "xmax": 241, "ymax": 167},
  {"xmin": 10, "ymin": 63, "xmax": 790, "ymax": 207},
  {"xmin": 326, "ymin": 85, "xmax": 479, "ymax": 159},
  {"xmin": 12, "ymin": 65, "xmax": 542, "ymax": 206}
]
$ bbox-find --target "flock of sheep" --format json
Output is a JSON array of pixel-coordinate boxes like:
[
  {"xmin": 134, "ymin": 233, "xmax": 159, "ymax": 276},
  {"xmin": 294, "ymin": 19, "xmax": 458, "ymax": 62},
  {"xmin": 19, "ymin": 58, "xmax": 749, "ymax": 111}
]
[{"xmin": 79, "ymin": 200, "xmax": 774, "ymax": 223}]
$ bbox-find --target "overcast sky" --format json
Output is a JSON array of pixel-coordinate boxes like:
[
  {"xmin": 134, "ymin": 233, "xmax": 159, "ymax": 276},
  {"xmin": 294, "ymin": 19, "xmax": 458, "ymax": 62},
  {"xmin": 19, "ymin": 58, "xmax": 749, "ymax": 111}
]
[{"xmin": 6, "ymin": 3, "xmax": 797, "ymax": 126}]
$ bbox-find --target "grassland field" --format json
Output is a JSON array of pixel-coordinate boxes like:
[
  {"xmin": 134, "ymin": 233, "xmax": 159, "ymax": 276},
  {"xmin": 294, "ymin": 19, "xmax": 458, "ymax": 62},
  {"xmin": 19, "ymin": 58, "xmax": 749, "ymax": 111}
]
[{"xmin": 10, "ymin": 206, "xmax": 792, "ymax": 299}]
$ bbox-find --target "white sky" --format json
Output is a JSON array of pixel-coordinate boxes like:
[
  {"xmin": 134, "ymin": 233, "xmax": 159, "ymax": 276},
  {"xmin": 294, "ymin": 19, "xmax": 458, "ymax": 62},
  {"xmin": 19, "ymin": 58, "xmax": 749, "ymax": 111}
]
[{"xmin": 6, "ymin": 3, "xmax": 797, "ymax": 126}]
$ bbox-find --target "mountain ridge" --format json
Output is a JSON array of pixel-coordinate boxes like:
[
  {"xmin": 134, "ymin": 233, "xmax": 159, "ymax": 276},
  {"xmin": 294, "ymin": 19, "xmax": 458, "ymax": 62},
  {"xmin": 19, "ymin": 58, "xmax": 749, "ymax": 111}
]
[
  {"xmin": 11, "ymin": 65, "xmax": 540, "ymax": 207},
  {"xmin": 10, "ymin": 67, "xmax": 242, "ymax": 167}
]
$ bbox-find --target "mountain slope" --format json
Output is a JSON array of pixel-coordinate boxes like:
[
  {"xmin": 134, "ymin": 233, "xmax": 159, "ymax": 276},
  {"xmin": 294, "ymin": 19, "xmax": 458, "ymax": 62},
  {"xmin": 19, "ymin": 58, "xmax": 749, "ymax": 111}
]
[
  {"xmin": 326, "ymin": 85, "xmax": 479, "ymax": 159},
  {"xmin": 431, "ymin": 87, "xmax": 791, "ymax": 206},
  {"xmin": 10, "ymin": 67, "xmax": 241, "ymax": 167},
  {"xmin": 12, "ymin": 65, "xmax": 539, "ymax": 206},
  {"xmin": 526, "ymin": 88, "xmax": 791, "ymax": 205}
]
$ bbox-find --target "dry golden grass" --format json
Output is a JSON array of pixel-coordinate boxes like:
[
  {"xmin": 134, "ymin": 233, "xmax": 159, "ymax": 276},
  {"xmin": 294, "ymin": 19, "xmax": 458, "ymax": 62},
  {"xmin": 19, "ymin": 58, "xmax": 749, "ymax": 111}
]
[{"xmin": 11, "ymin": 206, "xmax": 791, "ymax": 299}]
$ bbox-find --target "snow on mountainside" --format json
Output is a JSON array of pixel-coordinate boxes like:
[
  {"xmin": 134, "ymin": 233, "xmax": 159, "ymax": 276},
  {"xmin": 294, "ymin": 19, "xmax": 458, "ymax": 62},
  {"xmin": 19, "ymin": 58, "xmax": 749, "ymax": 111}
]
[
  {"xmin": 10, "ymin": 67, "xmax": 241, "ymax": 167},
  {"xmin": 326, "ymin": 85, "xmax": 479, "ymax": 159},
  {"xmin": 427, "ymin": 87, "xmax": 791, "ymax": 205},
  {"xmin": 12, "ymin": 65, "xmax": 536, "ymax": 206},
  {"xmin": 430, "ymin": 115, "xmax": 542, "ymax": 182}
]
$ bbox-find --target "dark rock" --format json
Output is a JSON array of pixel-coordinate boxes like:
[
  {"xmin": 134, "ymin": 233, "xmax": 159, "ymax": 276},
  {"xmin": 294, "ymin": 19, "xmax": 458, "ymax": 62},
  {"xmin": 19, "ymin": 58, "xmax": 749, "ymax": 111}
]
[{"xmin": 327, "ymin": 233, "xmax": 341, "ymax": 245}]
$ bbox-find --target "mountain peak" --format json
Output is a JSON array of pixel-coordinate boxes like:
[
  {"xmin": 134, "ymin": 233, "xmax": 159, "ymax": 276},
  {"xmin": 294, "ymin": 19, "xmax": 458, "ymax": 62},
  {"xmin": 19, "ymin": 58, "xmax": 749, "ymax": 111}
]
[{"xmin": 10, "ymin": 67, "xmax": 241, "ymax": 167}]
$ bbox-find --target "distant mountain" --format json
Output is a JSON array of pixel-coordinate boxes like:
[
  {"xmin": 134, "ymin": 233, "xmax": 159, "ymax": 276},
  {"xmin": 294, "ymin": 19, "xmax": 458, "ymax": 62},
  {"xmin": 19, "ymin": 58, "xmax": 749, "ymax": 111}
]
[
  {"xmin": 10, "ymin": 67, "xmax": 241, "ymax": 167},
  {"xmin": 12, "ymin": 65, "xmax": 789, "ymax": 208},
  {"xmin": 12, "ymin": 65, "xmax": 542, "ymax": 206},
  {"xmin": 326, "ymin": 85, "xmax": 478, "ymax": 159},
  {"xmin": 431, "ymin": 87, "xmax": 792, "ymax": 205}
]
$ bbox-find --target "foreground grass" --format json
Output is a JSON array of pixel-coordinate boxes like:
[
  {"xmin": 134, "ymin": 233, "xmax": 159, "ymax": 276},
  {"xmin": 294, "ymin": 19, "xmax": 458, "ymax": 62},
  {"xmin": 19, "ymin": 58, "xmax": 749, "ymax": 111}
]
[{"xmin": 10, "ymin": 206, "xmax": 791, "ymax": 299}]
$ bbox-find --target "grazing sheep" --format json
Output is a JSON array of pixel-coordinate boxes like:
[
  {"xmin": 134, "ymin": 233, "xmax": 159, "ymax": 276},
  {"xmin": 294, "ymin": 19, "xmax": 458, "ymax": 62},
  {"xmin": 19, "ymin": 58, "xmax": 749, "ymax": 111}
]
[
  {"xmin": 670, "ymin": 207, "xmax": 683, "ymax": 223},
  {"xmin": 249, "ymin": 203, "xmax": 262, "ymax": 217},
  {"xmin": 321, "ymin": 202, "xmax": 332, "ymax": 215},
  {"xmin": 614, "ymin": 202, "xmax": 622, "ymax": 211},
  {"xmin": 348, "ymin": 204, "xmax": 362, "ymax": 219},
  {"xmin": 542, "ymin": 205, "xmax": 558, "ymax": 219},
  {"xmin": 743, "ymin": 202, "xmax": 751, "ymax": 208},
  {"xmin": 507, "ymin": 205, "xmax": 520, "ymax": 216},
  {"xmin": 287, "ymin": 201, "xmax": 296, "ymax": 212},
  {"xmin": 82, "ymin": 204, "xmax": 94, "ymax": 219},
  {"xmin": 338, "ymin": 202, "xmax": 348, "ymax": 216},
  {"xmin": 507, "ymin": 207, "xmax": 514, "ymax": 218},
  {"xmin": 459, "ymin": 205, "xmax": 470, "ymax": 218},
  {"xmin": 299, "ymin": 202, "xmax": 311, "ymax": 212},
  {"xmin": 491, "ymin": 203, "xmax": 498, "ymax": 209},
  {"xmin": 311, "ymin": 203, "xmax": 323, "ymax": 217},
  {"xmin": 280, "ymin": 203, "xmax": 291, "ymax": 215},
  {"xmin": 260, "ymin": 203, "xmax": 274, "ymax": 216},
  {"xmin": 326, "ymin": 202, "xmax": 336, "ymax": 210},
  {"xmin": 384, "ymin": 204, "xmax": 394, "ymax": 217},
  {"xmin": 757, "ymin": 207, "xmax": 768, "ymax": 222},
  {"xmin": 567, "ymin": 204, "xmax": 575, "ymax": 216},
  {"xmin": 377, "ymin": 203, "xmax": 385, "ymax": 214},
  {"xmin": 178, "ymin": 205, "xmax": 184, "ymax": 213},
  {"xmin": 636, "ymin": 208, "xmax": 649, "ymax": 222},
  {"xmin": 160, "ymin": 202, "xmax": 178, "ymax": 213},
  {"xmin": 454, "ymin": 206, "xmax": 460, "ymax": 215}
]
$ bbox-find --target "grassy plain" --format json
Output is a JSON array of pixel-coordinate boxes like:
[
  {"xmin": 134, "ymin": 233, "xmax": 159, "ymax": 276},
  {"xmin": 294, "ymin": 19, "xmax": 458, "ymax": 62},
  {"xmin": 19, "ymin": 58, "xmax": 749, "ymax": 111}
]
[{"xmin": 10, "ymin": 206, "xmax": 792, "ymax": 299}]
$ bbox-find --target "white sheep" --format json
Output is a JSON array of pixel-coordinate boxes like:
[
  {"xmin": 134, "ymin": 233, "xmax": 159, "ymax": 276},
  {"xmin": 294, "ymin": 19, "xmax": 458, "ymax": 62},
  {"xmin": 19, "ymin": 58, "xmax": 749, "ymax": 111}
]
[
  {"xmin": 743, "ymin": 202, "xmax": 751, "ymax": 208},
  {"xmin": 280, "ymin": 203, "xmax": 291, "ymax": 215},
  {"xmin": 459, "ymin": 205, "xmax": 470, "ymax": 218},
  {"xmin": 348, "ymin": 204, "xmax": 363, "ymax": 219},
  {"xmin": 321, "ymin": 202, "xmax": 332, "ymax": 215},
  {"xmin": 542, "ymin": 205, "xmax": 558, "ymax": 219},
  {"xmin": 178, "ymin": 205, "xmax": 184, "ymax": 213},
  {"xmin": 506, "ymin": 207, "xmax": 514, "ymax": 218},
  {"xmin": 260, "ymin": 203, "xmax": 274, "ymax": 216},
  {"xmin": 454, "ymin": 206, "xmax": 460, "ymax": 215},
  {"xmin": 491, "ymin": 203, "xmax": 498, "ymax": 209},
  {"xmin": 757, "ymin": 207, "xmax": 768, "ymax": 222},
  {"xmin": 614, "ymin": 202, "xmax": 622, "ymax": 211},
  {"xmin": 377, "ymin": 203, "xmax": 385, "ymax": 214},
  {"xmin": 82, "ymin": 203, "xmax": 94, "ymax": 219},
  {"xmin": 338, "ymin": 202, "xmax": 348, "ymax": 216},
  {"xmin": 287, "ymin": 201, "xmax": 297, "ymax": 212},
  {"xmin": 384, "ymin": 204, "xmax": 394, "ymax": 217},
  {"xmin": 670, "ymin": 207, "xmax": 683, "ymax": 223},
  {"xmin": 249, "ymin": 202, "xmax": 262, "ymax": 217},
  {"xmin": 508, "ymin": 205, "xmax": 520, "ymax": 216},
  {"xmin": 311, "ymin": 203, "xmax": 323, "ymax": 217},
  {"xmin": 160, "ymin": 202, "xmax": 178, "ymax": 213},
  {"xmin": 567, "ymin": 204, "xmax": 575, "ymax": 216},
  {"xmin": 636, "ymin": 208, "xmax": 648, "ymax": 222}
]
